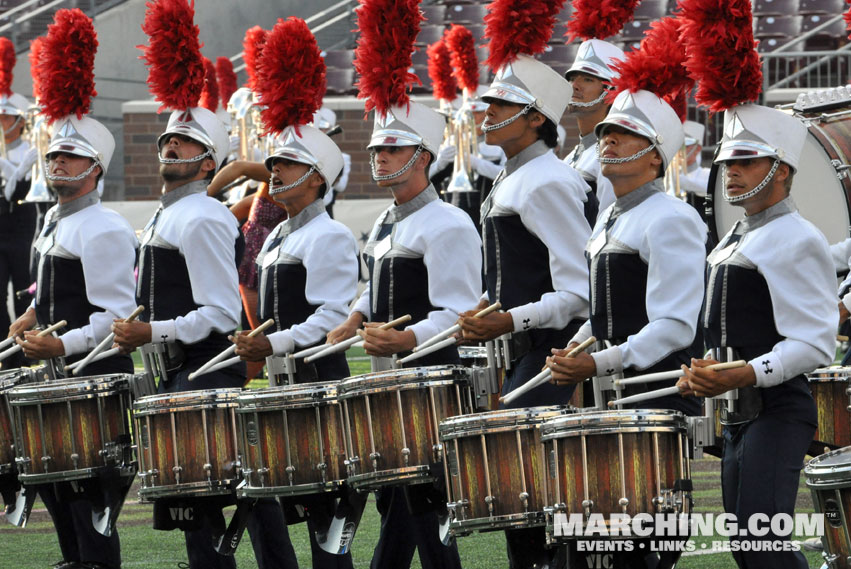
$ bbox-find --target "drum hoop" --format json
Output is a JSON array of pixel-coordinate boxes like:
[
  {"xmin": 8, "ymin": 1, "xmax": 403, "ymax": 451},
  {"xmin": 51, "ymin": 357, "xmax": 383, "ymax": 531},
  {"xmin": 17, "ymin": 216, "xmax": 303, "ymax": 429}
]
[
  {"xmin": 238, "ymin": 479, "xmax": 345, "ymax": 498},
  {"xmin": 133, "ymin": 388, "xmax": 242, "ymax": 413},
  {"xmin": 132, "ymin": 400, "xmax": 239, "ymax": 415},
  {"xmin": 806, "ymin": 366, "xmax": 851, "ymax": 382},
  {"xmin": 540, "ymin": 424, "xmax": 686, "ymax": 440},
  {"xmin": 339, "ymin": 365, "xmax": 471, "ymax": 389},
  {"xmin": 0, "ymin": 368, "xmax": 36, "ymax": 390},
  {"xmin": 138, "ymin": 480, "xmax": 237, "ymax": 499},
  {"xmin": 8, "ymin": 374, "xmax": 131, "ymax": 404},
  {"xmin": 338, "ymin": 378, "xmax": 471, "ymax": 398},
  {"xmin": 438, "ymin": 406, "xmax": 574, "ymax": 438},
  {"xmin": 236, "ymin": 383, "xmax": 339, "ymax": 410}
]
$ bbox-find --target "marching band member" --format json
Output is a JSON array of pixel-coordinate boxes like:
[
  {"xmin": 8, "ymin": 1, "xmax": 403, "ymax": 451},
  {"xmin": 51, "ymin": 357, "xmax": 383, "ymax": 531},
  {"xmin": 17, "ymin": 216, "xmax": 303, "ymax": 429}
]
[
  {"xmin": 547, "ymin": 90, "xmax": 705, "ymax": 415},
  {"xmin": 113, "ymin": 3, "xmax": 287, "ymax": 568},
  {"xmin": 563, "ymin": 39, "xmax": 624, "ymax": 223},
  {"xmin": 454, "ymin": 4, "xmax": 592, "ymax": 566},
  {"xmin": 680, "ymin": 107, "xmax": 836, "ymax": 569},
  {"xmin": 679, "ymin": 120, "xmax": 711, "ymax": 217},
  {"xmin": 8, "ymin": 10, "xmax": 136, "ymax": 569},
  {"xmin": 327, "ymin": 2, "xmax": 480, "ymax": 567},
  {"xmin": 230, "ymin": 18, "xmax": 359, "ymax": 569},
  {"xmin": 0, "ymin": 38, "xmax": 38, "ymax": 370},
  {"xmin": 313, "ymin": 106, "xmax": 351, "ymax": 219}
]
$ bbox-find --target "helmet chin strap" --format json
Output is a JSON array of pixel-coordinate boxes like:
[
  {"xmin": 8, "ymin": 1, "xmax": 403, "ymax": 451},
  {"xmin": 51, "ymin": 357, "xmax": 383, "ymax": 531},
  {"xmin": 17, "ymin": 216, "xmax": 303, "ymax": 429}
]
[
  {"xmin": 269, "ymin": 166, "xmax": 316, "ymax": 195},
  {"xmin": 569, "ymin": 89, "xmax": 609, "ymax": 109},
  {"xmin": 597, "ymin": 140, "xmax": 658, "ymax": 164},
  {"xmin": 723, "ymin": 158, "xmax": 780, "ymax": 203},
  {"xmin": 480, "ymin": 102, "xmax": 535, "ymax": 133},
  {"xmin": 158, "ymin": 148, "xmax": 212, "ymax": 164},
  {"xmin": 46, "ymin": 160, "xmax": 100, "ymax": 182},
  {"xmin": 370, "ymin": 145, "xmax": 423, "ymax": 181}
]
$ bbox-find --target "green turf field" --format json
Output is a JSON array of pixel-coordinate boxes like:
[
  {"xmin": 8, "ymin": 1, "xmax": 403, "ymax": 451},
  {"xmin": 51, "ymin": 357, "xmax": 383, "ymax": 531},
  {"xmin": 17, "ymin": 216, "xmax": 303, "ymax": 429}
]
[{"xmin": 0, "ymin": 348, "xmax": 829, "ymax": 568}]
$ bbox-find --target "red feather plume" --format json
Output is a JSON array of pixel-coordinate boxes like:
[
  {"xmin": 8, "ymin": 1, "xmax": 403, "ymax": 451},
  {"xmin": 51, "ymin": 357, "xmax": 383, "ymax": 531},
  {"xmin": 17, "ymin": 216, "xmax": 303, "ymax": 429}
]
[
  {"xmin": 139, "ymin": 0, "xmax": 204, "ymax": 112},
  {"xmin": 484, "ymin": 0, "xmax": 566, "ymax": 71},
  {"xmin": 39, "ymin": 9, "xmax": 98, "ymax": 123},
  {"xmin": 844, "ymin": 0, "xmax": 851, "ymax": 38},
  {"xmin": 243, "ymin": 26, "xmax": 267, "ymax": 91},
  {"xmin": 427, "ymin": 39, "xmax": 457, "ymax": 102},
  {"xmin": 216, "ymin": 56, "xmax": 238, "ymax": 109},
  {"xmin": 610, "ymin": 17, "xmax": 694, "ymax": 121},
  {"xmin": 445, "ymin": 25, "xmax": 479, "ymax": 93},
  {"xmin": 678, "ymin": 0, "xmax": 762, "ymax": 113},
  {"xmin": 254, "ymin": 17, "xmax": 326, "ymax": 136},
  {"xmin": 566, "ymin": 0, "xmax": 640, "ymax": 43},
  {"xmin": 0, "ymin": 38, "xmax": 15, "ymax": 97},
  {"xmin": 353, "ymin": 0, "xmax": 422, "ymax": 117},
  {"xmin": 199, "ymin": 57, "xmax": 218, "ymax": 112},
  {"xmin": 29, "ymin": 36, "xmax": 45, "ymax": 102}
]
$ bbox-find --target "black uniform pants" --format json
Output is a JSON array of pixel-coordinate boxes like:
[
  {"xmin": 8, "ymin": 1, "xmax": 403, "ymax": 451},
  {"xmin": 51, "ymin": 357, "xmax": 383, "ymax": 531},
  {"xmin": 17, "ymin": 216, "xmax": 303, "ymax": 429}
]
[
  {"xmin": 39, "ymin": 480, "xmax": 122, "ymax": 568},
  {"xmin": 0, "ymin": 232, "xmax": 34, "ymax": 368},
  {"xmin": 370, "ymin": 485, "xmax": 462, "ymax": 569},
  {"xmin": 721, "ymin": 414, "xmax": 814, "ymax": 569}
]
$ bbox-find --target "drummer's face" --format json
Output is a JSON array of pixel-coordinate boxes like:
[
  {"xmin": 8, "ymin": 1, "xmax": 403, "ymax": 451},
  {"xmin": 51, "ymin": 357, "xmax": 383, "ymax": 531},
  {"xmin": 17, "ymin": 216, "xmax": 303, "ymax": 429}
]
[{"xmin": 723, "ymin": 156, "xmax": 774, "ymax": 200}]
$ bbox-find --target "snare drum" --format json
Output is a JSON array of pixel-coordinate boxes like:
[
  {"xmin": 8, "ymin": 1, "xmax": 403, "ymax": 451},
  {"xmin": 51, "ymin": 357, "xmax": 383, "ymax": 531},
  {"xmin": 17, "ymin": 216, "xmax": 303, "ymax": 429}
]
[
  {"xmin": 541, "ymin": 409, "xmax": 691, "ymax": 542},
  {"xmin": 0, "ymin": 368, "xmax": 36, "ymax": 475},
  {"xmin": 439, "ymin": 406, "xmax": 575, "ymax": 534},
  {"xmin": 338, "ymin": 365, "xmax": 474, "ymax": 490},
  {"xmin": 805, "ymin": 446, "xmax": 851, "ymax": 569},
  {"xmin": 237, "ymin": 382, "xmax": 348, "ymax": 497},
  {"xmin": 807, "ymin": 367, "xmax": 851, "ymax": 452},
  {"xmin": 9, "ymin": 374, "xmax": 132, "ymax": 483},
  {"xmin": 133, "ymin": 388, "xmax": 241, "ymax": 500}
]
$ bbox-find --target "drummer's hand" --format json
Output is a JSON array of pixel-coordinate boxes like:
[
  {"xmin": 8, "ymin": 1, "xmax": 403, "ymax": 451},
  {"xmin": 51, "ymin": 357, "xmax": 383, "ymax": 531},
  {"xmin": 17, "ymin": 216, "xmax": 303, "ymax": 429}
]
[
  {"xmin": 840, "ymin": 301, "xmax": 850, "ymax": 326},
  {"xmin": 547, "ymin": 349, "xmax": 596, "ymax": 385},
  {"xmin": 359, "ymin": 324, "xmax": 416, "ymax": 357},
  {"xmin": 679, "ymin": 357, "xmax": 756, "ymax": 398},
  {"xmin": 112, "ymin": 320, "xmax": 152, "ymax": 353},
  {"xmin": 232, "ymin": 331, "xmax": 273, "ymax": 361},
  {"xmin": 458, "ymin": 311, "xmax": 513, "ymax": 342},
  {"xmin": 8, "ymin": 308, "xmax": 36, "ymax": 338},
  {"xmin": 17, "ymin": 330, "xmax": 65, "ymax": 359},
  {"xmin": 328, "ymin": 312, "xmax": 364, "ymax": 344}
]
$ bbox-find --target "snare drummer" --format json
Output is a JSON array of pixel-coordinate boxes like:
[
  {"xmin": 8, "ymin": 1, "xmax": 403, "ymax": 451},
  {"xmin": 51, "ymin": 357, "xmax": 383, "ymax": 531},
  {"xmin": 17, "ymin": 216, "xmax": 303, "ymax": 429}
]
[
  {"xmin": 547, "ymin": 90, "xmax": 706, "ymax": 417},
  {"xmin": 8, "ymin": 113, "xmax": 135, "ymax": 569},
  {"xmin": 678, "ymin": 103, "xmax": 837, "ymax": 569},
  {"xmin": 232, "ymin": 122, "xmax": 359, "ymax": 569},
  {"xmin": 327, "ymin": 100, "xmax": 480, "ymax": 569}
]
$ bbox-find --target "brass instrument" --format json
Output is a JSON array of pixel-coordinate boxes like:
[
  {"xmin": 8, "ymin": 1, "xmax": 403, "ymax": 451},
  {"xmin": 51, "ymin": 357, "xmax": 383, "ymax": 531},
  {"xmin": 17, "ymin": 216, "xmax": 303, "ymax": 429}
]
[
  {"xmin": 444, "ymin": 94, "xmax": 479, "ymax": 195},
  {"xmin": 664, "ymin": 143, "xmax": 688, "ymax": 200},
  {"xmin": 19, "ymin": 107, "xmax": 53, "ymax": 204}
]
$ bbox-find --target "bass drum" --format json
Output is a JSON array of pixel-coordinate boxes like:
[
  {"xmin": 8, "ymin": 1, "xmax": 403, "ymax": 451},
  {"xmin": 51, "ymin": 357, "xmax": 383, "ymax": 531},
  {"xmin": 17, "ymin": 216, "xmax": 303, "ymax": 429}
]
[{"xmin": 707, "ymin": 102, "xmax": 851, "ymax": 245}]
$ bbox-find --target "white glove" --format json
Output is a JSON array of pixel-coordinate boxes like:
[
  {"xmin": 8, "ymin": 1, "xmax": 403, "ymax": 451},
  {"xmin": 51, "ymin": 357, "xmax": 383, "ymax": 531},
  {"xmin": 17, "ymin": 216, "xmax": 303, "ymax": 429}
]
[
  {"xmin": 435, "ymin": 144, "xmax": 456, "ymax": 172},
  {"xmin": 0, "ymin": 157, "xmax": 15, "ymax": 201},
  {"xmin": 14, "ymin": 147, "xmax": 38, "ymax": 182},
  {"xmin": 470, "ymin": 155, "xmax": 502, "ymax": 180}
]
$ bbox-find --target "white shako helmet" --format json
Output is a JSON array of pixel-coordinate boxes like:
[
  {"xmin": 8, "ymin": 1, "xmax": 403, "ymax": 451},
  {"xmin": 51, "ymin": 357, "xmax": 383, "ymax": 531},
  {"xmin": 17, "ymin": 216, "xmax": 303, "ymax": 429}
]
[
  {"xmin": 713, "ymin": 103, "xmax": 806, "ymax": 203},
  {"xmin": 565, "ymin": 40, "xmax": 626, "ymax": 110},
  {"xmin": 481, "ymin": 54, "xmax": 572, "ymax": 131},
  {"xmin": 683, "ymin": 120, "xmax": 705, "ymax": 147},
  {"xmin": 0, "ymin": 92, "xmax": 29, "ymax": 117},
  {"xmin": 366, "ymin": 102, "xmax": 445, "ymax": 181},
  {"xmin": 46, "ymin": 115, "xmax": 115, "ymax": 178},
  {"xmin": 264, "ymin": 124, "xmax": 344, "ymax": 193},
  {"xmin": 312, "ymin": 107, "xmax": 337, "ymax": 130},
  {"xmin": 594, "ymin": 89, "xmax": 684, "ymax": 173},
  {"xmin": 157, "ymin": 106, "xmax": 230, "ymax": 169}
]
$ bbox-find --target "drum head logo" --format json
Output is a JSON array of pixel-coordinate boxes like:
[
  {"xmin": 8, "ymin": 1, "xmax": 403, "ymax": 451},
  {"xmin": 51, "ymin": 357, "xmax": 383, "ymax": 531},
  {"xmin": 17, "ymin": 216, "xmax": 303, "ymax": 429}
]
[
  {"xmin": 246, "ymin": 421, "xmax": 259, "ymax": 447},
  {"xmin": 825, "ymin": 498, "xmax": 842, "ymax": 528}
]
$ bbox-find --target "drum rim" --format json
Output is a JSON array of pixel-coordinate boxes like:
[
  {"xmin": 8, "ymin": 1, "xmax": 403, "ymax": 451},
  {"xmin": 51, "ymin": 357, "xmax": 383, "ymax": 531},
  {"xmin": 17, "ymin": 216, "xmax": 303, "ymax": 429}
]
[
  {"xmin": 0, "ymin": 367, "xmax": 35, "ymax": 390},
  {"xmin": 338, "ymin": 365, "xmax": 471, "ymax": 391},
  {"xmin": 438, "ymin": 405, "xmax": 575, "ymax": 438},
  {"xmin": 539, "ymin": 409, "xmax": 687, "ymax": 439},
  {"xmin": 132, "ymin": 387, "xmax": 243, "ymax": 412},
  {"xmin": 806, "ymin": 366, "xmax": 851, "ymax": 381},
  {"xmin": 7, "ymin": 373, "xmax": 131, "ymax": 403},
  {"xmin": 236, "ymin": 382, "xmax": 340, "ymax": 410},
  {"xmin": 338, "ymin": 378, "xmax": 471, "ymax": 397},
  {"xmin": 805, "ymin": 446, "xmax": 851, "ymax": 483},
  {"xmin": 238, "ymin": 479, "xmax": 345, "ymax": 497}
]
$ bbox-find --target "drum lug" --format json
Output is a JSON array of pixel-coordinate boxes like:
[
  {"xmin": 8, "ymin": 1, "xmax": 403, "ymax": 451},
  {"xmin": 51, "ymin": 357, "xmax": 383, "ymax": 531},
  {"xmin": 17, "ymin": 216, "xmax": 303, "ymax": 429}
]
[
  {"xmin": 285, "ymin": 465, "xmax": 295, "ymax": 485},
  {"xmin": 71, "ymin": 453, "xmax": 80, "ymax": 469},
  {"xmin": 618, "ymin": 497, "xmax": 629, "ymax": 513},
  {"xmin": 432, "ymin": 443, "xmax": 443, "ymax": 455},
  {"xmin": 203, "ymin": 463, "xmax": 213, "ymax": 481},
  {"xmin": 15, "ymin": 457, "xmax": 31, "ymax": 473},
  {"xmin": 172, "ymin": 465, "xmax": 182, "ymax": 484},
  {"xmin": 448, "ymin": 500, "xmax": 467, "ymax": 520},
  {"xmin": 581, "ymin": 499, "xmax": 593, "ymax": 517},
  {"xmin": 518, "ymin": 492, "xmax": 529, "ymax": 511},
  {"xmin": 831, "ymin": 159, "xmax": 850, "ymax": 180},
  {"xmin": 401, "ymin": 448, "xmax": 410, "ymax": 466},
  {"xmin": 316, "ymin": 462, "xmax": 327, "ymax": 483},
  {"xmin": 344, "ymin": 456, "xmax": 360, "ymax": 476},
  {"xmin": 369, "ymin": 452, "xmax": 380, "ymax": 470},
  {"xmin": 485, "ymin": 495, "xmax": 496, "ymax": 517},
  {"xmin": 41, "ymin": 455, "xmax": 51, "ymax": 469}
]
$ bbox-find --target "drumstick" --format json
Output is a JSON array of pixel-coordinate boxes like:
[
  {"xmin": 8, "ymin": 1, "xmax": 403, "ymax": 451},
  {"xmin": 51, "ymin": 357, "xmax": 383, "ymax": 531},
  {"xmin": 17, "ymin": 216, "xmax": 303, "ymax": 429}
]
[
  {"xmin": 68, "ymin": 305, "xmax": 145, "ymax": 375},
  {"xmin": 291, "ymin": 343, "xmax": 333, "ymax": 359},
  {"xmin": 614, "ymin": 360, "xmax": 747, "ymax": 387},
  {"xmin": 0, "ymin": 336, "xmax": 15, "ymax": 351},
  {"xmin": 188, "ymin": 318, "xmax": 275, "ymax": 381},
  {"xmin": 412, "ymin": 302, "xmax": 501, "ymax": 352},
  {"xmin": 191, "ymin": 355, "xmax": 241, "ymax": 379},
  {"xmin": 304, "ymin": 315, "xmax": 412, "ymax": 363},
  {"xmin": 397, "ymin": 336, "xmax": 457, "ymax": 365},
  {"xmin": 0, "ymin": 320, "xmax": 68, "ymax": 362},
  {"xmin": 607, "ymin": 360, "xmax": 748, "ymax": 407},
  {"xmin": 499, "ymin": 336, "xmax": 596, "ymax": 405},
  {"xmin": 839, "ymin": 334, "xmax": 849, "ymax": 342}
]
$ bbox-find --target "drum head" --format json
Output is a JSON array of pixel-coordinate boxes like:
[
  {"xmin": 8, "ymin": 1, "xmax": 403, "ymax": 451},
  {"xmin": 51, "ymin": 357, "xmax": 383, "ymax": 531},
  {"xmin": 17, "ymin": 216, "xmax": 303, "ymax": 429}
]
[
  {"xmin": 8, "ymin": 373, "xmax": 130, "ymax": 404},
  {"xmin": 439, "ymin": 405, "xmax": 574, "ymax": 439},
  {"xmin": 709, "ymin": 115, "xmax": 851, "ymax": 245},
  {"xmin": 237, "ymin": 381, "xmax": 339, "ymax": 411},
  {"xmin": 338, "ymin": 365, "xmax": 470, "ymax": 397},
  {"xmin": 807, "ymin": 366, "xmax": 851, "ymax": 382},
  {"xmin": 540, "ymin": 409, "xmax": 686, "ymax": 440},
  {"xmin": 805, "ymin": 446, "xmax": 851, "ymax": 487}
]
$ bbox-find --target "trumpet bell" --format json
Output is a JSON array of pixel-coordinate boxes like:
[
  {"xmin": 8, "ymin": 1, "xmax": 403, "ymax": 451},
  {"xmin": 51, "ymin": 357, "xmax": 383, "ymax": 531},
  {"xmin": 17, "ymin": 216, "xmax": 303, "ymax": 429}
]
[
  {"xmin": 445, "ymin": 166, "xmax": 476, "ymax": 194},
  {"xmin": 19, "ymin": 168, "xmax": 54, "ymax": 203}
]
